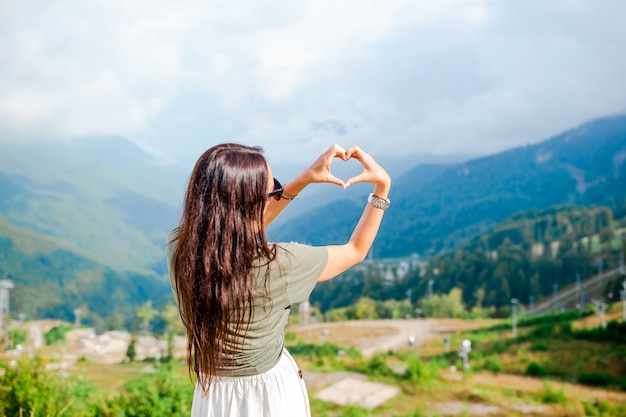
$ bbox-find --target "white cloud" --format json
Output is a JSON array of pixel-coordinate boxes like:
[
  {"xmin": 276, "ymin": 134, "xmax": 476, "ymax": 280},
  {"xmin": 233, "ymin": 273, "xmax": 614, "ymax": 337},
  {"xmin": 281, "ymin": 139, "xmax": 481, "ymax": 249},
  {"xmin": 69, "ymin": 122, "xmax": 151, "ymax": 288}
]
[{"xmin": 0, "ymin": 0, "xmax": 625, "ymax": 164}]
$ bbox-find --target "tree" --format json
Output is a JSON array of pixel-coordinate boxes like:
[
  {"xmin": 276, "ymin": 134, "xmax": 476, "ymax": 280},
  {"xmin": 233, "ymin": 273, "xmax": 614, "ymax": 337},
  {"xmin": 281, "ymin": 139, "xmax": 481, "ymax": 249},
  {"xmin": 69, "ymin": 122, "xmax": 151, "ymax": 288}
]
[
  {"xmin": 126, "ymin": 335, "xmax": 137, "ymax": 362},
  {"xmin": 473, "ymin": 287, "xmax": 485, "ymax": 309},
  {"xmin": 419, "ymin": 287, "xmax": 466, "ymax": 318},
  {"xmin": 137, "ymin": 300, "xmax": 158, "ymax": 336},
  {"xmin": 350, "ymin": 297, "xmax": 378, "ymax": 320},
  {"xmin": 160, "ymin": 302, "xmax": 183, "ymax": 361}
]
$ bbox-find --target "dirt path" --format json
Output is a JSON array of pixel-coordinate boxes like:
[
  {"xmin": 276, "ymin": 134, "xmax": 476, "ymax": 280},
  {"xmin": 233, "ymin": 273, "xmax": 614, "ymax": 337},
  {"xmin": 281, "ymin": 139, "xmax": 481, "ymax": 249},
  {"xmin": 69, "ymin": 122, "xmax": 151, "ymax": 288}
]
[
  {"xmin": 290, "ymin": 318, "xmax": 489, "ymax": 357},
  {"xmin": 469, "ymin": 372, "xmax": 626, "ymax": 403}
]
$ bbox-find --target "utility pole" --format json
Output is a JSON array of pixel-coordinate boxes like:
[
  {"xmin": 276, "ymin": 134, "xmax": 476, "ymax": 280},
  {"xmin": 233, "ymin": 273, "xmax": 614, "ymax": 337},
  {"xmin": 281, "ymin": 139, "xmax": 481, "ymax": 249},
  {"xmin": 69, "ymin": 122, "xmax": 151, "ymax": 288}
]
[
  {"xmin": 553, "ymin": 283, "xmax": 559, "ymax": 311},
  {"xmin": 581, "ymin": 290, "xmax": 586, "ymax": 310},
  {"xmin": 621, "ymin": 277, "xmax": 626, "ymax": 322},
  {"xmin": 511, "ymin": 298, "xmax": 519, "ymax": 337},
  {"xmin": 598, "ymin": 258, "xmax": 603, "ymax": 288},
  {"xmin": 0, "ymin": 280, "xmax": 15, "ymax": 337},
  {"xmin": 617, "ymin": 252, "xmax": 624, "ymax": 316},
  {"xmin": 594, "ymin": 301, "xmax": 607, "ymax": 329},
  {"xmin": 74, "ymin": 308, "xmax": 82, "ymax": 328},
  {"xmin": 529, "ymin": 295, "xmax": 535, "ymax": 315}
]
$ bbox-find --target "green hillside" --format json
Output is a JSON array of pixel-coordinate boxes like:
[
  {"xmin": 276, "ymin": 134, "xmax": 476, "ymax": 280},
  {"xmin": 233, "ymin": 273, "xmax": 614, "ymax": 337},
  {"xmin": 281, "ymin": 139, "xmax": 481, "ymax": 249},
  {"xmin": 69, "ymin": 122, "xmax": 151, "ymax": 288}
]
[
  {"xmin": 309, "ymin": 204, "xmax": 626, "ymax": 316},
  {"xmin": 0, "ymin": 218, "xmax": 171, "ymax": 327},
  {"xmin": 0, "ymin": 136, "xmax": 184, "ymax": 273},
  {"xmin": 1, "ymin": 117, "xmax": 625, "ymax": 326},
  {"xmin": 270, "ymin": 115, "xmax": 626, "ymax": 258}
]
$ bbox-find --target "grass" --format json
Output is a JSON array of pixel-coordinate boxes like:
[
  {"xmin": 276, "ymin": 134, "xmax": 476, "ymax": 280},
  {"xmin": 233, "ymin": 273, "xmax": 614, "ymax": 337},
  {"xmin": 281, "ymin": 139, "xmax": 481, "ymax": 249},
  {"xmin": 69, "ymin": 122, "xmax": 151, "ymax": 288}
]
[
  {"xmin": 68, "ymin": 361, "xmax": 184, "ymax": 392},
  {"xmin": 7, "ymin": 314, "xmax": 626, "ymax": 417},
  {"xmin": 289, "ymin": 324, "xmax": 626, "ymax": 415}
]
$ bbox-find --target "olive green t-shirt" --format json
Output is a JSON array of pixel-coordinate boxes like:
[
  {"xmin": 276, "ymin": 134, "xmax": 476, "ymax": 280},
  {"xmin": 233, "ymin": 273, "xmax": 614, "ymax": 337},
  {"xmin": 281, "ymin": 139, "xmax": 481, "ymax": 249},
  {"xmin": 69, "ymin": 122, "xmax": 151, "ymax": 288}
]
[{"xmin": 166, "ymin": 229, "xmax": 328, "ymax": 376}]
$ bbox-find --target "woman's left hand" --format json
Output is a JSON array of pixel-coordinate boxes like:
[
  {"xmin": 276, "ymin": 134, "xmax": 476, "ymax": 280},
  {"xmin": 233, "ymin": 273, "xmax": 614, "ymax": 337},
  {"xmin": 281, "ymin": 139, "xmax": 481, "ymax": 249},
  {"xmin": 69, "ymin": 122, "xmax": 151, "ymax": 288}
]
[
  {"xmin": 300, "ymin": 144, "xmax": 349, "ymax": 188},
  {"xmin": 300, "ymin": 144, "xmax": 348, "ymax": 188}
]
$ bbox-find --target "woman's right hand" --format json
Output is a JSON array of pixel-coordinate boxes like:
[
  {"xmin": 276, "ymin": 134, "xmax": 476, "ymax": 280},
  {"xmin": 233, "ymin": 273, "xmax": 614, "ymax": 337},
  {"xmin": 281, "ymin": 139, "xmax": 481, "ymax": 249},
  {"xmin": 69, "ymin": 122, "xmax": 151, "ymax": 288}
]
[
  {"xmin": 318, "ymin": 145, "xmax": 391, "ymax": 282},
  {"xmin": 344, "ymin": 146, "xmax": 391, "ymax": 190}
]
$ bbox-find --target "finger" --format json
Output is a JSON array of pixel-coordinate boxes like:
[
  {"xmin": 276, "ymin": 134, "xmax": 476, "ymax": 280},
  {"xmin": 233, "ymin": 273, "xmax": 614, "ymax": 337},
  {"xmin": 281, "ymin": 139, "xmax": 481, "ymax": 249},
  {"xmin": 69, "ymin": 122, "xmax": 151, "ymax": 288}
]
[
  {"xmin": 329, "ymin": 144, "xmax": 347, "ymax": 160},
  {"xmin": 344, "ymin": 145, "xmax": 361, "ymax": 160},
  {"xmin": 327, "ymin": 175, "xmax": 347, "ymax": 189},
  {"xmin": 345, "ymin": 172, "xmax": 367, "ymax": 187}
]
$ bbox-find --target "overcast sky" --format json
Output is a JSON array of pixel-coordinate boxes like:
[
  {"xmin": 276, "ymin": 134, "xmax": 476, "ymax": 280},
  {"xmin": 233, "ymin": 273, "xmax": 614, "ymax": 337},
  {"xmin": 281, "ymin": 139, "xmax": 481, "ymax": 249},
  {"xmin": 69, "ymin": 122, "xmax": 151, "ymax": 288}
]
[{"xmin": 1, "ymin": 0, "xmax": 625, "ymax": 168}]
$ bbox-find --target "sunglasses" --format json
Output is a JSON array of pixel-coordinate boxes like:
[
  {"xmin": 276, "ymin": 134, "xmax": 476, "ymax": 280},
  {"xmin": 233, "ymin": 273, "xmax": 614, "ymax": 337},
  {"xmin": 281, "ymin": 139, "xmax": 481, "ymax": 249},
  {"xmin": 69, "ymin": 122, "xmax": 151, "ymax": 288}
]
[{"xmin": 267, "ymin": 178, "xmax": 283, "ymax": 201}]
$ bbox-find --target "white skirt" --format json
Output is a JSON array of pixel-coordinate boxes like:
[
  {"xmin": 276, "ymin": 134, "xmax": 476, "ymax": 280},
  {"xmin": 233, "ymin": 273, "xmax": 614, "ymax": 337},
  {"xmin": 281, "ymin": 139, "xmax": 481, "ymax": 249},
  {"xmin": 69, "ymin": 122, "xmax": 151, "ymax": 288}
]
[{"xmin": 191, "ymin": 348, "xmax": 310, "ymax": 417}]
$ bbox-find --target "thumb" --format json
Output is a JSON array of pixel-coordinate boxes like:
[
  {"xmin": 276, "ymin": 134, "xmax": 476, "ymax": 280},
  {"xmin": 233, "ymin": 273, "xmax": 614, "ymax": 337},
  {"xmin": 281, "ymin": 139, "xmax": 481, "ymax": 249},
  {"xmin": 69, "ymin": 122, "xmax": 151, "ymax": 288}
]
[
  {"xmin": 345, "ymin": 172, "xmax": 367, "ymax": 187},
  {"xmin": 328, "ymin": 174, "xmax": 347, "ymax": 189}
]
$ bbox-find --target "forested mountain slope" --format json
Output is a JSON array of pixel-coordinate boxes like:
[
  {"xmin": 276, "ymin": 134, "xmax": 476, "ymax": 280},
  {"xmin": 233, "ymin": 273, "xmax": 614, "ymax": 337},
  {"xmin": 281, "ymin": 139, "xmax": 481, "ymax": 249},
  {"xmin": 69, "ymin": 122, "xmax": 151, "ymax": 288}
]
[
  {"xmin": 310, "ymin": 204, "xmax": 625, "ymax": 315},
  {"xmin": 270, "ymin": 115, "xmax": 626, "ymax": 257},
  {"xmin": 0, "ymin": 218, "xmax": 170, "ymax": 326},
  {"xmin": 0, "ymin": 136, "xmax": 184, "ymax": 274}
]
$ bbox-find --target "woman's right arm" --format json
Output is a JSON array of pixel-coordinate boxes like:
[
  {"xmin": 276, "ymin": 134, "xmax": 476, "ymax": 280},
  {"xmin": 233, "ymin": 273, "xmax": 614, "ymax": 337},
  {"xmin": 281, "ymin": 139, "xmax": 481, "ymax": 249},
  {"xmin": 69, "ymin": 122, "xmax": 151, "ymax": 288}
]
[{"xmin": 318, "ymin": 146, "xmax": 391, "ymax": 282}]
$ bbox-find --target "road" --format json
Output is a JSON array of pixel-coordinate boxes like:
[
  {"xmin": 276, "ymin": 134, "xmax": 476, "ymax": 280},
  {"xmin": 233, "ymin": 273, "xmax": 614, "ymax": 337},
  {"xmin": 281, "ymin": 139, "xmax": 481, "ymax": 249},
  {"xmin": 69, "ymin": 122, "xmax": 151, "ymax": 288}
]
[{"xmin": 290, "ymin": 318, "xmax": 488, "ymax": 357}]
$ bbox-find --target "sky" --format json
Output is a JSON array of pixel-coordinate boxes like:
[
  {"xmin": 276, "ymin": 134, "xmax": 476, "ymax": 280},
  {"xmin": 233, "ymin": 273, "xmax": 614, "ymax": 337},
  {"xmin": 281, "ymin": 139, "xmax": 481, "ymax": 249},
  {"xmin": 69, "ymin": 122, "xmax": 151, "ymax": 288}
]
[{"xmin": 1, "ymin": 0, "xmax": 625, "ymax": 169}]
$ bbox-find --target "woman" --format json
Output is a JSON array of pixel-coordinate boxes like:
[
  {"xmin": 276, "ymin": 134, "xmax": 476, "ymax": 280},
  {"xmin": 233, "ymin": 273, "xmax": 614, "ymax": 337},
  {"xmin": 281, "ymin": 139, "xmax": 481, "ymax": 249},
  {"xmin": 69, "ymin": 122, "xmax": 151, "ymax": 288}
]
[{"xmin": 167, "ymin": 143, "xmax": 390, "ymax": 416}]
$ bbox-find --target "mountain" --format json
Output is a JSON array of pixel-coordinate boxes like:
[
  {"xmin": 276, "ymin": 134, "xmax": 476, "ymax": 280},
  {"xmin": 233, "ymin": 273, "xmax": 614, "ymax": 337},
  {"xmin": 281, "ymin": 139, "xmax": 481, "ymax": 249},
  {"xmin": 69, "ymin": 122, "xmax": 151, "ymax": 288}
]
[
  {"xmin": 0, "ymin": 135, "xmax": 468, "ymax": 275},
  {"xmin": 0, "ymin": 218, "xmax": 170, "ymax": 325},
  {"xmin": 0, "ymin": 136, "xmax": 187, "ymax": 274},
  {"xmin": 269, "ymin": 153, "xmax": 471, "ymax": 224},
  {"xmin": 1, "ymin": 115, "xmax": 625, "ymax": 323},
  {"xmin": 269, "ymin": 115, "xmax": 626, "ymax": 257},
  {"xmin": 308, "ymin": 203, "xmax": 625, "ymax": 315}
]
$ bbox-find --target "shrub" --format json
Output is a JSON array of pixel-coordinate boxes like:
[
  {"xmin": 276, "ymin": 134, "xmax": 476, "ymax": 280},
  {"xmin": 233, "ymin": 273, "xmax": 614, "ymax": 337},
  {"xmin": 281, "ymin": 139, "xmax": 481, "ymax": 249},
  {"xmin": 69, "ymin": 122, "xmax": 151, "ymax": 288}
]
[
  {"xmin": 539, "ymin": 382, "xmax": 567, "ymax": 404},
  {"xmin": 364, "ymin": 352, "xmax": 394, "ymax": 378},
  {"xmin": 476, "ymin": 310, "xmax": 587, "ymax": 334},
  {"xmin": 0, "ymin": 357, "xmax": 97, "ymax": 417},
  {"xmin": 489, "ymin": 340, "xmax": 513, "ymax": 354},
  {"xmin": 289, "ymin": 340, "xmax": 360, "ymax": 360},
  {"xmin": 483, "ymin": 356, "xmax": 502, "ymax": 374},
  {"xmin": 578, "ymin": 372, "xmax": 617, "ymax": 387},
  {"xmin": 529, "ymin": 341, "xmax": 549, "ymax": 352},
  {"xmin": 100, "ymin": 363, "xmax": 193, "ymax": 417},
  {"xmin": 529, "ymin": 323, "xmax": 555, "ymax": 339},
  {"xmin": 525, "ymin": 361, "xmax": 546, "ymax": 377},
  {"xmin": 8, "ymin": 328, "xmax": 27, "ymax": 347},
  {"xmin": 573, "ymin": 320, "xmax": 626, "ymax": 344},
  {"xmin": 126, "ymin": 335, "xmax": 137, "ymax": 362},
  {"xmin": 403, "ymin": 356, "xmax": 441, "ymax": 384},
  {"xmin": 557, "ymin": 321, "xmax": 573, "ymax": 337},
  {"xmin": 523, "ymin": 310, "xmax": 588, "ymax": 326},
  {"xmin": 581, "ymin": 399, "xmax": 626, "ymax": 417},
  {"xmin": 44, "ymin": 325, "xmax": 73, "ymax": 345}
]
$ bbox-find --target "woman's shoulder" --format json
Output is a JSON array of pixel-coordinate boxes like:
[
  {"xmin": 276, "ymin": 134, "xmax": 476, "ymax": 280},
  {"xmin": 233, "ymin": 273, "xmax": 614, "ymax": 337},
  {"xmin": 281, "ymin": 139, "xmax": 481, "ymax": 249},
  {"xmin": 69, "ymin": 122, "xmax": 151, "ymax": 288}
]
[
  {"xmin": 167, "ymin": 227, "xmax": 179, "ymax": 242},
  {"xmin": 274, "ymin": 242, "xmax": 328, "ymax": 263},
  {"xmin": 275, "ymin": 241, "xmax": 318, "ymax": 253}
]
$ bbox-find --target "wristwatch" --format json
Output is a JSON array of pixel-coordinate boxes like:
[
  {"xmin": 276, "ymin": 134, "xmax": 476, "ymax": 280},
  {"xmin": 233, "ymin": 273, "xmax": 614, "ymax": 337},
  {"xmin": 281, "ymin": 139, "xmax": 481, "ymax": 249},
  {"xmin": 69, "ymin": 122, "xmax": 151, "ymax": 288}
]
[{"xmin": 368, "ymin": 193, "xmax": 390, "ymax": 210}]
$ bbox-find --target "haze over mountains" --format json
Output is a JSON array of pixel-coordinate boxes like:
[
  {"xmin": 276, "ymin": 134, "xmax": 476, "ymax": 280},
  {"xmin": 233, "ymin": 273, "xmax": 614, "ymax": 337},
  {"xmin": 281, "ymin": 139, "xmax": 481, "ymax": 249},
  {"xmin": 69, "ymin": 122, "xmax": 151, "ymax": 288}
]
[{"xmin": 0, "ymin": 114, "xmax": 625, "ymax": 323}]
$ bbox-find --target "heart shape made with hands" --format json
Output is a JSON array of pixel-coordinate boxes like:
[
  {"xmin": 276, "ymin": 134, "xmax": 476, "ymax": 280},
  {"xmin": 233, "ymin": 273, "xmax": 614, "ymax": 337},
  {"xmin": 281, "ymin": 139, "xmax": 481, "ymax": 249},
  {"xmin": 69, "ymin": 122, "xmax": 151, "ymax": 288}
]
[{"xmin": 327, "ymin": 151, "xmax": 365, "ymax": 188}]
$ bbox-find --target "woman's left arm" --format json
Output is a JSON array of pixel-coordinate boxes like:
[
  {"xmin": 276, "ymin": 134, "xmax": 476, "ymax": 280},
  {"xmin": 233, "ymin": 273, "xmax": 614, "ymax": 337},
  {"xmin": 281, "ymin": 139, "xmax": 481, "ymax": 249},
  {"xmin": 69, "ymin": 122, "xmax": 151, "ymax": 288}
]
[{"xmin": 263, "ymin": 144, "xmax": 348, "ymax": 226}]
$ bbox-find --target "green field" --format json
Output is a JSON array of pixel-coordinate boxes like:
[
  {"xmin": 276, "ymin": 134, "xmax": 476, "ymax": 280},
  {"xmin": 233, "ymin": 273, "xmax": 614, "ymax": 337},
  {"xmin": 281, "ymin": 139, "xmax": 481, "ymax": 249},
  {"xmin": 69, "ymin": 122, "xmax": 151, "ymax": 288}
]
[{"xmin": 2, "ymin": 310, "xmax": 626, "ymax": 416}]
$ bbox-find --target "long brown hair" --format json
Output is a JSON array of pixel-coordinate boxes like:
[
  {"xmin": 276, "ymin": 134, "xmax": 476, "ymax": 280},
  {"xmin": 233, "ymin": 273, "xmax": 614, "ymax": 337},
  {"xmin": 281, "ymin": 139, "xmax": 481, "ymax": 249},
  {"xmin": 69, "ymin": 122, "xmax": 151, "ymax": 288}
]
[{"xmin": 171, "ymin": 143, "xmax": 276, "ymax": 392}]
